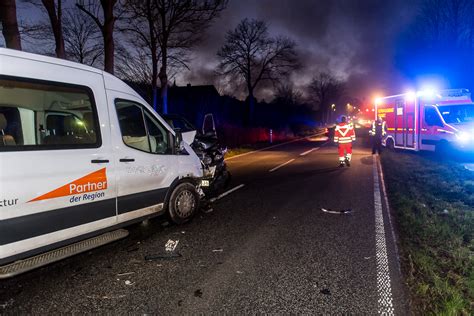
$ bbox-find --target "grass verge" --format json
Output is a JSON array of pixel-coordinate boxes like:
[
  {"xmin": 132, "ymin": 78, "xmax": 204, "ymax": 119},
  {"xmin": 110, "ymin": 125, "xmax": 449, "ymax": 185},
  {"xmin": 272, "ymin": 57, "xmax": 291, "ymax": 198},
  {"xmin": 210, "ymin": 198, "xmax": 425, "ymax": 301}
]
[{"xmin": 381, "ymin": 150, "xmax": 474, "ymax": 315}]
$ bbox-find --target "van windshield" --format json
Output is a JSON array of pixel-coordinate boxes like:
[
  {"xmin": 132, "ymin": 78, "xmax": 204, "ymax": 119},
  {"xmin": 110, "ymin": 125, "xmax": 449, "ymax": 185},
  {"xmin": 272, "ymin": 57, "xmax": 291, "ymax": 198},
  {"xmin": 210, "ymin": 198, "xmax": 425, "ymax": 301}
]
[{"xmin": 437, "ymin": 104, "xmax": 474, "ymax": 124}]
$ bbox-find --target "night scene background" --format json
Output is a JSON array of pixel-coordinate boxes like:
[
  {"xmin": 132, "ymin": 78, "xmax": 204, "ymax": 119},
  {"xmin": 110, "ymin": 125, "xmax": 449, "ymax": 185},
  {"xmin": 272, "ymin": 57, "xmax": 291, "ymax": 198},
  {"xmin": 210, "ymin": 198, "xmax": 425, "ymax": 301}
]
[
  {"xmin": 3, "ymin": 0, "xmax": 473, "ymax": 142},
  {"xmin": 1, "ymin": 1, "xmax": 474, "ymax": 315}
]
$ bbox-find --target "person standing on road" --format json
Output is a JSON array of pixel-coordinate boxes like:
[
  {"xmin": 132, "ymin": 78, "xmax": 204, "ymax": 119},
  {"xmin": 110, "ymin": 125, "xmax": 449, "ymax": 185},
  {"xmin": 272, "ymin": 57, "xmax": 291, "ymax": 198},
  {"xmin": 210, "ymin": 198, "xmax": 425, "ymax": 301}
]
[
  {"xmin": 370, "ymin": 116, "xmax": 387, "ymax": 154},
  {"xmin": 334, "ymin": 116, "xmax": 356, "ymax": 167}
]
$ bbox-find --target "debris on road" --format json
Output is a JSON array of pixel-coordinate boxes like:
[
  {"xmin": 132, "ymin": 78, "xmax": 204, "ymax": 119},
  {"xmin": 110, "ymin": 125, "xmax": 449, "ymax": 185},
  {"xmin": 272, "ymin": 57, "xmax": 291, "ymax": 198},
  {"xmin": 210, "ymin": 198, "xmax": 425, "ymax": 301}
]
[
  {"xmin": 212, "ymin": 248, "xmax": 223, "ymax": 252},
  {"xmin": 165, "ymin": 239, "xmax": 179, "ymax": 252},
  {"xmin": 86, "ymin": 295, "xmax": 126, "ymax": 300},
  {"xmin": 126, "ymin": 244, "xmax": 139, "ymax": 252},
  {"xmin": 117, "ymin": 272, "xmax": 135, "ymax": 277},
  {"xmin": 0, "ymin": 299, "xmax": 14, "ymax": 310},
  {"xmin": 236, "ymin": 270, "xmax": 243, "ymax": 274},
  {"xmin": 124, "ymin": 280, "xmax": 134, "ymax": 286},
  {"xmin": 203, "ymin": 207, "xmax": 214, "ymax": 214},
  {"xmin": 194, "ymin": 289, "xmax": 203, "ymax": 298},
  {"xmin": 321, "ymin": 208, "xmax": 352, "ymax": 215},
  {"xmin": 145, "ymin": 253, "xmax": 182, "ymax": 261},
  {"xmin": 320, "ymin": 288, "xmax": 331, "ymax": 295}
]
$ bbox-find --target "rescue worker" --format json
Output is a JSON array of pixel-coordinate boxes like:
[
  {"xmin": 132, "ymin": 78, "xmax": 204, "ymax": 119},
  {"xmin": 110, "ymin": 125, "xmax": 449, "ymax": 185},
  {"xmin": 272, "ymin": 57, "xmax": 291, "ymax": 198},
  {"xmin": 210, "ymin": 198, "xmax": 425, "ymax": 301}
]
[
  {"xmin": 334, "ymin": 116, "xmax": 356, "ymax": 167},
  {"xmin": 370, "ymin": 116, "xmax": 387, "ymax": 154}
]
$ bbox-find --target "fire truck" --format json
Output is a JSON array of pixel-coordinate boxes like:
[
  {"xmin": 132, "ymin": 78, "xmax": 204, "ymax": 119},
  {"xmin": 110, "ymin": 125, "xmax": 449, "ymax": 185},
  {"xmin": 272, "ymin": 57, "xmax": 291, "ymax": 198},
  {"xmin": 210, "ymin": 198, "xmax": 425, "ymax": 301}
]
[{"xmin": 375, "ymin": 89, "xmax": 474, "ymax": 152}]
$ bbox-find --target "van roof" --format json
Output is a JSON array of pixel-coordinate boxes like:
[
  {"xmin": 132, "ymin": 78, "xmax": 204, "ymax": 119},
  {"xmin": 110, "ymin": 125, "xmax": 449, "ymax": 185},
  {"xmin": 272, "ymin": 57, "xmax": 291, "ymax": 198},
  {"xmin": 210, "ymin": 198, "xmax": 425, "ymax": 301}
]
[{"xmin": 0, "ymin": 47, "xmax": 103, "ymax": 75}]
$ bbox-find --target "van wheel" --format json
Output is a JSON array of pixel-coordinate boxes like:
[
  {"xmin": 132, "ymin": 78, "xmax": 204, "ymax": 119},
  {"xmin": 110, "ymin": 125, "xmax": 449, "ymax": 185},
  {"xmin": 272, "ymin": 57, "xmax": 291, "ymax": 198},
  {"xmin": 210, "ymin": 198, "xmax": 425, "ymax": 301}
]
[{"xmin": 167, "ymin": 182, "xmax": 199, "ymax": 224}]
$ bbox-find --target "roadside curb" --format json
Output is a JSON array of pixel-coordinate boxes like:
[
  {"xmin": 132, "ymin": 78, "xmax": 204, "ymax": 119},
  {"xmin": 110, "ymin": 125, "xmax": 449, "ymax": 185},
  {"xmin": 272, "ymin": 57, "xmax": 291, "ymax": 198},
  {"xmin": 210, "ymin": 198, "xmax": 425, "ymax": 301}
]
[{"xmin": 225, "ymin": 132, "xmax": 328, "ymax": 161}]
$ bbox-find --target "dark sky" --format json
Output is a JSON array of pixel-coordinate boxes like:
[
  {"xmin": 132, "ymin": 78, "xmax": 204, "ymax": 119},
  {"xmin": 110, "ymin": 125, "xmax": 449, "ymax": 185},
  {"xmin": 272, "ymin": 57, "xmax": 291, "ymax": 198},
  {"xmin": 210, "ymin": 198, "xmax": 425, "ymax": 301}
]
[
  {"xmin": 4, "ymin": 0, "xmax": 422, "ymax": 102},
  {"xmin": 184, "ymin": 0, "xmax": 421, "ymax": 101}
]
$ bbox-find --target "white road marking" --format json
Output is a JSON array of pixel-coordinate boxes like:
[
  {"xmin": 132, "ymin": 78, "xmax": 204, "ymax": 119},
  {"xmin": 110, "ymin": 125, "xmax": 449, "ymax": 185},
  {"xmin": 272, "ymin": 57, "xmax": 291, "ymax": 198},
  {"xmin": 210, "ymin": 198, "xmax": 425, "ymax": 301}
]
[
  {"xmin": 321, "ymin": 208, "xmax": 351, "ymax": 214},
  {"xmin": 225, "ymin": 132, "xmax": 326, "ymax": 161},
  {"xmin": 377, "ymin": 157, "xmax": 402, "ymax": 274},
  {"xmin": 209, "ymin": 184, "xmax": 245, "ymax": 202},
  {"xmin": 300, "ymin": 147, "xmax": 320, "ymax": 156},
  {"xmin": 269, "ymin": 159, "xmax": 295, "ymax": 172},
  {"xmin": 373, "ymin": 155, "xmax": 395, "ymax": 315}
]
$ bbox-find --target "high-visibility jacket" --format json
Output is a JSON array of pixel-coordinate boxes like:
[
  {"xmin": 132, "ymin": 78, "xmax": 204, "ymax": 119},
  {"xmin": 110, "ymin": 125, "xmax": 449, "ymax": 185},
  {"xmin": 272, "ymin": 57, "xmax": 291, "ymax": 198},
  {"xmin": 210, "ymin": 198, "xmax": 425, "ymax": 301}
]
[
  {"xmin": 334, "ymin": 122, "xmax": 356, "ymax": 144},
  {"xmin": 370, "ymin": 120, "xmax": 387, "ymax": 138}
]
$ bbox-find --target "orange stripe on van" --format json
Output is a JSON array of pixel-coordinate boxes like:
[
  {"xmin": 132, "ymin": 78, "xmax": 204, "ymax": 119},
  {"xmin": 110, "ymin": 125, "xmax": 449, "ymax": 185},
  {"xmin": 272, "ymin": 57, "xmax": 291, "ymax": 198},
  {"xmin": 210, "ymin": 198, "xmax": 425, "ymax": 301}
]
[{"xmin": 29, "ymin": 168, "xmax": 107, "ymax": 202}]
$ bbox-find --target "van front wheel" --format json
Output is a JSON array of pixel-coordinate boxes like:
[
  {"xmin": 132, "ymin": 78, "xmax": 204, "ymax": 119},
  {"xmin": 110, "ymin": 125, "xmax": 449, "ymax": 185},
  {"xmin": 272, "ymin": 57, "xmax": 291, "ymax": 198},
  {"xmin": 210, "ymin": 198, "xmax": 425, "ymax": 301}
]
[{"xmin": 167, "ymin": 182, "xmax": 199, "ymax": 224}]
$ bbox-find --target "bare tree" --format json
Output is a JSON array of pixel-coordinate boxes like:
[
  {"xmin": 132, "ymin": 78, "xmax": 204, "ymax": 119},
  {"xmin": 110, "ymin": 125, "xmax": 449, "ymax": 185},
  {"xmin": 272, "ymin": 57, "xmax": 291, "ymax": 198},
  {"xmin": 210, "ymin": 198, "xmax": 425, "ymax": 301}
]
[
  {"xmin": 309, "ymin": 72, "xmax": 345, "ymax": 124},
  {"xmin": 76, "ymin": 0, "xmax": 118, "ymax": 74},
  {"xmin": 402, "ymin": 0, "xmax": 474, "ymax": 84},
  {"xmin": 63, "ymin": 9, "xmax": 103, "ymax": 65},
  {"xmin": 0, "ymin": 0, "xmax": 22, "ymax": 50},
  {"xmin": 152, "ymin": 0, "xmax": 227, "ymax": 114},
  {"xmin": 115, "ymin": 45, "xmax": 153, "ymax": 85},
  {"xmin": 217, "ymin": 18, "xmax": 299, "ymax": 121},
  {"xmin": 121, "ymin": 0, "xmax": 162, "ymax": 109},
  {"xmin": 273, "ymin": 84, "xmax": 303, "ymax": 107},
  {"xmin": 41, "ymin": 0, "xmax": 65, "ymax": 58}
]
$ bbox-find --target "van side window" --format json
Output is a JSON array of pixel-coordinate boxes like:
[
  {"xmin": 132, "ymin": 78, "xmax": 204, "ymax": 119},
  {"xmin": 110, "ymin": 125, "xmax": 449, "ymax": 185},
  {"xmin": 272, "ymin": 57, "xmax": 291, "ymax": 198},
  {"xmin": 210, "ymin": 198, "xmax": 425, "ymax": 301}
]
[
  {"xmin": 0, "ymin": 76, "xmax": 100, "ymax": 151},
  {"xmin": 425, "ymin": 107, "xmax": 443, "ymax": 127},
  {"xmin": 116, "ymin": 102, "xmax": 151, "ymax": 152},
  {"xmin": 115, "ymin": 100, "xmax": 172, "ymax": 154},
  {"xmin": 144, "ymin": 110, "xmax": 171, "ymax": 154}
]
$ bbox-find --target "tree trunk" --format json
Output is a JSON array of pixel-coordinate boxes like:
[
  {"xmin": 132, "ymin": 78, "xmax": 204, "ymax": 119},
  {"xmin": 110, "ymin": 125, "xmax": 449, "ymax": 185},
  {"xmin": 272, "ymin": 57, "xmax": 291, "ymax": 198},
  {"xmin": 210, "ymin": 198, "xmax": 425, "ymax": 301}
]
[
  {"xmin": 42, "ymin": 0, "xmax": 65, "ymax": 58},
  {"xmin": 159, "ymin": 46, "xmax": 168, "ymax": 114},
  {"xmin": 0, "ymin": 0, "xmax": 22, "ymax": 50},
  {"xmin": 101, "ymin": 0, "xmax": 116, "ymax": 74},
  {"xmin": 248, "ymin": 86, "xmax": 255, "ymax": 125},
  {"xmin": 151, "ymin": 48, "xmax": 159, "ymax": 111},
  {"xmin": 146, "ymin": 0, "xmax": 159, "ymax": 111}
]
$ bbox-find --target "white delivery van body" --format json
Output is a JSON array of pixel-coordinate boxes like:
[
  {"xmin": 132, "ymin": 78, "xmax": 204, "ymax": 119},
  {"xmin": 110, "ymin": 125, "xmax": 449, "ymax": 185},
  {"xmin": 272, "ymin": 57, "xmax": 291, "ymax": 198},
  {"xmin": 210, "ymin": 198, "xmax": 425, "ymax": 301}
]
[{"xmin": 0, "ymin": 48, "xmax": 203, "ymax": 276}]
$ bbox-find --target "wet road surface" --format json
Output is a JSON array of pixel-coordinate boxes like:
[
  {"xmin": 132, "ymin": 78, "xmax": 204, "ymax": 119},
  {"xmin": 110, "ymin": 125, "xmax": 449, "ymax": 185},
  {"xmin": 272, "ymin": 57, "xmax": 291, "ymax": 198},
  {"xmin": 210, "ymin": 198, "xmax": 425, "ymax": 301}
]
[{"xmin": 0, "ymin": 136, "xmax": 408, "ymax": 314}]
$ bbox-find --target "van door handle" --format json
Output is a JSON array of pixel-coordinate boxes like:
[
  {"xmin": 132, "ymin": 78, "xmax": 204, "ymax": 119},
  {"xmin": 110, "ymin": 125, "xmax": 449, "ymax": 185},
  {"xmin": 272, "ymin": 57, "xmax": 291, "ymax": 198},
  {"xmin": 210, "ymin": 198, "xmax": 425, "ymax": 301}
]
[
  {"xmin": 119, "ymin": 158, "xmax": 135, "ymax": 162},
  {"xmin": 91, "ymin": 159, "xmax": 109, "ymax": 164}
]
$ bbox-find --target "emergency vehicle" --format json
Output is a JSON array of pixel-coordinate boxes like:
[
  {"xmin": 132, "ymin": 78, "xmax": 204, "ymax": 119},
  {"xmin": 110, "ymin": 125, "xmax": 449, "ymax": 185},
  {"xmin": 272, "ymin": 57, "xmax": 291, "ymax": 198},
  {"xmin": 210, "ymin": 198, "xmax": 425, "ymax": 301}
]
[
  {"xmin": 0, "ymin": 48, "xmax": 204, "ymax": 278},
  {"xmin": 375, "ymin": 89, "xmax": 474, "ymax": 152}
]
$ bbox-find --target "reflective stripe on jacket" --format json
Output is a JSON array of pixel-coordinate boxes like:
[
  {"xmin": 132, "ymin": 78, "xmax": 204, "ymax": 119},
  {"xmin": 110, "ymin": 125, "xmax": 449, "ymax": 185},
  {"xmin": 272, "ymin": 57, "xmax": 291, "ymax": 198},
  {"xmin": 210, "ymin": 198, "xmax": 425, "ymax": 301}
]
[
  {"xmin": 334, "ymin": 123, "xmax": 356, "ymax": 144},
  {"xmin": 370, "ymin": 120, "xmax": 387, "ymax": 137}
]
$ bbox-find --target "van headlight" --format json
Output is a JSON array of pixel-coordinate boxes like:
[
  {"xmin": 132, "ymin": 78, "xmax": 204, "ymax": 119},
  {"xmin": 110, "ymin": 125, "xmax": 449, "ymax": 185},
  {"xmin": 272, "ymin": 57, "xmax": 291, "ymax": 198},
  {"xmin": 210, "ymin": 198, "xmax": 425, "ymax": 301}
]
[{"xmin": 455, "ymin": 131, "xmax": 470, "ymax": 143}]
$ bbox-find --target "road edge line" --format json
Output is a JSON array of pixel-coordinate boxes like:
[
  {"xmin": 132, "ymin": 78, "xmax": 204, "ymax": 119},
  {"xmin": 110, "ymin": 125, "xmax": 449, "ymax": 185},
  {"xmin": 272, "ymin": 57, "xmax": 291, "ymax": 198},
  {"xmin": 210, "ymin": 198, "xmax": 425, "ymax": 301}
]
[
  {"xmin": 373, "ymin": 155, "xmax": 395, "ymax": 315},
  {"xmin": 377, "ymin": 156, "xmax": 402, "ymax": 274},
  {"xmin": 225, "ymin": 132, "xmax": 327, "ymax": 161}
]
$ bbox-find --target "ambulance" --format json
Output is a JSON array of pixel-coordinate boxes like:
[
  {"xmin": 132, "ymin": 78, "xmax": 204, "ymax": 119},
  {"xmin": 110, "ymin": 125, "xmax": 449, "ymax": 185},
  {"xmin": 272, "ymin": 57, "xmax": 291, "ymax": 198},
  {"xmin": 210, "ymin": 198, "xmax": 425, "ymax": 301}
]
[
  {"xmin": 0, "ymin": 48, "xmax": 204, "ymax": 278},
  {"xmin": 375, "ymin": 89, "xmax": 474, "ymax": 152}
]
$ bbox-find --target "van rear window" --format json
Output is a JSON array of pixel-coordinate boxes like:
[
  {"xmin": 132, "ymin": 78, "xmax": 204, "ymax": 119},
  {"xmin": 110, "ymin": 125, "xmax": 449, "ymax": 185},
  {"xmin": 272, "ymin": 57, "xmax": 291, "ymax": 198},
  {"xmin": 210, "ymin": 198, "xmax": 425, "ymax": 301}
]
[{"xmin": 0, "ymin": 76, "xmax": 101, "ymax": 151}]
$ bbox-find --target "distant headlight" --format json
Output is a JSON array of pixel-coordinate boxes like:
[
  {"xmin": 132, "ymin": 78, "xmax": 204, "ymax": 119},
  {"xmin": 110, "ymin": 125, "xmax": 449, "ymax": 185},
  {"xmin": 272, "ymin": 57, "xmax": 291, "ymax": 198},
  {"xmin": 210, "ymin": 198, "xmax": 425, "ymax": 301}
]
[{"xmin": 455, "ymin": 131, "xmax": 470, "ymax": 143}]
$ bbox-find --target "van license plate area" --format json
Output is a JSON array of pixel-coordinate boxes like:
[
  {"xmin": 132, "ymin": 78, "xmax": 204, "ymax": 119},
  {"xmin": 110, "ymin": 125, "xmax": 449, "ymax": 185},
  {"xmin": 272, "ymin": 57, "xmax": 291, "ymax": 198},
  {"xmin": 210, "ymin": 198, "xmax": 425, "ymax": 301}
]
[{"xmin": 201, "ymin": 180, "xmax": 210, "ymax": 187}]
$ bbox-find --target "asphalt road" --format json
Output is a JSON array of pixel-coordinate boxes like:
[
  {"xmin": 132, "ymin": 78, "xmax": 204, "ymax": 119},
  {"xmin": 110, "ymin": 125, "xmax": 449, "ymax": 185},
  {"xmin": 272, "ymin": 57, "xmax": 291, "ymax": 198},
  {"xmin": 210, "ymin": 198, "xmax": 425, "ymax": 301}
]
[{"xmin": 0, "ymin": 135, "xmax": 408, "ymax": 314}]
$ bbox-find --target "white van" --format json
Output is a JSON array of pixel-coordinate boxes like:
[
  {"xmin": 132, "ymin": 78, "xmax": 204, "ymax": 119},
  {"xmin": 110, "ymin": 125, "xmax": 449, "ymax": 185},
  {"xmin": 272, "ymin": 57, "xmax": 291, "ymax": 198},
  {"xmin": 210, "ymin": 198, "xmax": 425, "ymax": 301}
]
[{"xmin": 0, "ymin": 48, "xmax": 203, "ymax": 278}]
